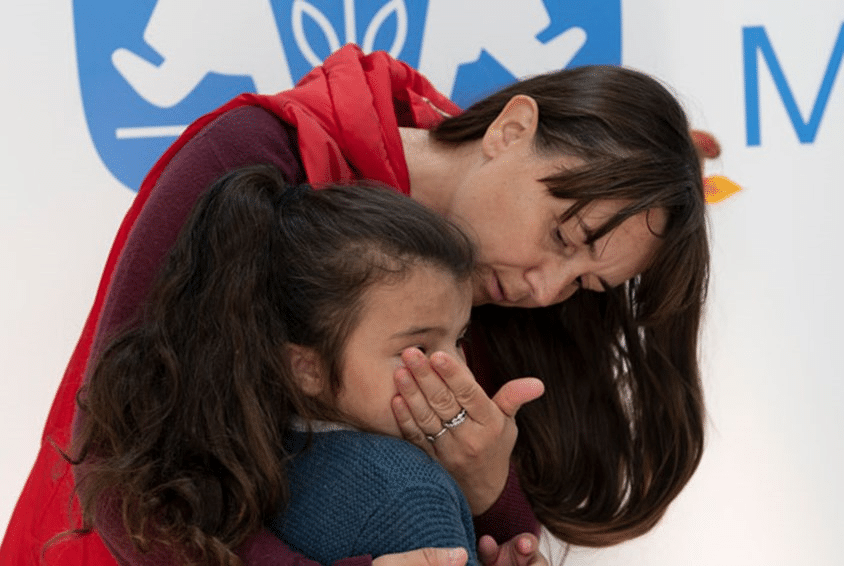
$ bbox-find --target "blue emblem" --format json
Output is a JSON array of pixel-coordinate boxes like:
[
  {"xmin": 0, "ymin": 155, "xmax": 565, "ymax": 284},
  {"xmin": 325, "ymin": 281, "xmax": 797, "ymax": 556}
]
[{"xmin": 74, "ymin": 0, "xmax": 620, "ymax": 191}]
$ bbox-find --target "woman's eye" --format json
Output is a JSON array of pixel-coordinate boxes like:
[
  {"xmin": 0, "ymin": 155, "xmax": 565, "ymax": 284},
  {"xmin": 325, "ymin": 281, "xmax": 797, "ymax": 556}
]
[
  {"xmin": 555, "ymin": 227, "xmax": 569, "ymax": 246},
  {"xmin": 414, "ymin": 346, "xmax": 427, "ymax": 355}
]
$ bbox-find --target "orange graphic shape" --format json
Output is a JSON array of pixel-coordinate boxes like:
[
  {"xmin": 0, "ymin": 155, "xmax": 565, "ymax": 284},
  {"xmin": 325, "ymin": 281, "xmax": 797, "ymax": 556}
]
[{"xmin": 704, "ymin": 175, "xmax": 742, "ymax": 204}]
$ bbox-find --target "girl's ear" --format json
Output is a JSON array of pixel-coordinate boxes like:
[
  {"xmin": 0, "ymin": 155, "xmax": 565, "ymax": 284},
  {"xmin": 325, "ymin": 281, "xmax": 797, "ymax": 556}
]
[
  {"xmin": 286, "ymin": 344, "xmax": 325, "ymax": 397},
  {"xmin": 481, "ymin": 94, "xmax": 539, "ymax": 159}
]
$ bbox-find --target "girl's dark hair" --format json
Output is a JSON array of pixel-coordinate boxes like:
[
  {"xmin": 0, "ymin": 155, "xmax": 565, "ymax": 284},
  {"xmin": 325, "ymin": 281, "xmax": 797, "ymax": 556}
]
[
  {"xmin": 434, "ymin": 65, "xmax": 709, "ymax": 546},
  {"xmin": 71, "ymin": 165, "xmax": 474, "ymax": 565}
]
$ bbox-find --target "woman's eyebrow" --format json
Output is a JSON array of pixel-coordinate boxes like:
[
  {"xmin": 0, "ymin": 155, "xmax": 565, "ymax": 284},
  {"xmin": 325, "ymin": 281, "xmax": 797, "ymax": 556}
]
[{"xmin": 576, "ymin": 214, "xmax": 599, "ymax": 255}]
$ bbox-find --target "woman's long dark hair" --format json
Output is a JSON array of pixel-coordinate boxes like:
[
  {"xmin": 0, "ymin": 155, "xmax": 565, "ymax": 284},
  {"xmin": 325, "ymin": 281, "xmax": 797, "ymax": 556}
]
[
  {"xmin": 434, "ymin": 65, "xmax": 709, "ymax": 546},
  {"xmin": 71, "ymin": 166, "xmax": 474, "ymax": 565}
]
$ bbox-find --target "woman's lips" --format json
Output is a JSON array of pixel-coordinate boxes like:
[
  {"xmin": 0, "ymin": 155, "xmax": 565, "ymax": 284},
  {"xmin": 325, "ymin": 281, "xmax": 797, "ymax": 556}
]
[{"xmin": 487, "ymin": 271, "xmax": 506, "ymax": 303}]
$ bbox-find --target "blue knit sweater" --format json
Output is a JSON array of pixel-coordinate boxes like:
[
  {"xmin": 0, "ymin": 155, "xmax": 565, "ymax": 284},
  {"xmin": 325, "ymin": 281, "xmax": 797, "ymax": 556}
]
[{"xmin": 268, "ymin": 425, "xmax": 478, "ymax": 566}]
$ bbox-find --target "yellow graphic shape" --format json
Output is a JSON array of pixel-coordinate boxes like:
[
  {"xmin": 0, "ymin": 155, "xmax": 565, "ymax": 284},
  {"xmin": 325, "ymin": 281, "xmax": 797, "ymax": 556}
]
[{"xmin": 704, "ymin": 175, "xmax": 742, "ymax": 204}]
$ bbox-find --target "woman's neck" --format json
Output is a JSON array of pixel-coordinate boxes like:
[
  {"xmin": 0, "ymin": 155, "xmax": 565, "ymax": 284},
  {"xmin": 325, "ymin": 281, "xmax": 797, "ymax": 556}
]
[{"xmin": 399, "ymin": 127, "xmax": 479, "ymax": 217}]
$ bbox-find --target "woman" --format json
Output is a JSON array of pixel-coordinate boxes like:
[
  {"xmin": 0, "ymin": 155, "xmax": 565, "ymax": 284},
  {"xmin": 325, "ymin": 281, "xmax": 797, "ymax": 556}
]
[{"xmin": 5, "ymin": 44, "xmax": 709, "ymax": 566}]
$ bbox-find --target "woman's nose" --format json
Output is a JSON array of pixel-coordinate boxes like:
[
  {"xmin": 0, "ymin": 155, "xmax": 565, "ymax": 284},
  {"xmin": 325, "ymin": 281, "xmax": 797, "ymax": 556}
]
[{"xmin": 525, "ymin": 261, "xmax": 580, "ymax": 307}]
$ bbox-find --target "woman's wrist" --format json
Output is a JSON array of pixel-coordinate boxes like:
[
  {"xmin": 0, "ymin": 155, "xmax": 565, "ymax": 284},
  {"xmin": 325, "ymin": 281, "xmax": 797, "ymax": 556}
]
[{"xmin": 472, "ymin": 463, "xmax": 539, "ymax": 542}]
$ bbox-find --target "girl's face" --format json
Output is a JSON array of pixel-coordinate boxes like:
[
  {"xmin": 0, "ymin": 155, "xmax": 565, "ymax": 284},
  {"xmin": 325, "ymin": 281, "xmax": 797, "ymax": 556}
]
[
  {"xmin": 334, "ymin": 264, "xmax": 473, "ymax": 436},
  {"xmin": 450, "ymin": 148, "xmax": 665, "ymax": 308}
]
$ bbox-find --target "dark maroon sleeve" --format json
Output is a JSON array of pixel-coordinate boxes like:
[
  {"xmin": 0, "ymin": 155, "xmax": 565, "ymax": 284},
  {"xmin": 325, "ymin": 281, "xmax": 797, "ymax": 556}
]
[
  {"xmin": 92, "ymin": 105, "xmax": 307, "ymax": 356},
  {"xmin": 465, "ymin": 329, "xmax": 540, "ymax": 544},
  {"xmin": 95, "ymin": 490, "xmax": 355, "ymax": 566},
  {"xmin": 236, "ymin": 530, "xmax": 373, "ymax": 566},
  {"xmin": 471, "ymin": 463, "xmax": 539, "ymax": 544}
]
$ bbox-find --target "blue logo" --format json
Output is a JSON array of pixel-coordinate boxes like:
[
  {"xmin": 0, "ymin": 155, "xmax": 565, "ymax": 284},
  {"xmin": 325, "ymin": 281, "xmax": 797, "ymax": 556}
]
[{"xmin": 74, "ymin": 0, "xmax": 620, "ymax": 191}]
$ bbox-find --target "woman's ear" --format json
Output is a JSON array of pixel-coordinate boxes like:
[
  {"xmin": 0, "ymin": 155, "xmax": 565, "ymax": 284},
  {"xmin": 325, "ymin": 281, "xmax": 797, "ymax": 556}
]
[
  {"xmin": 286, "ymin": 344, "xmax": 325, "ymax": 397},
  {"xmin": 481, "ymin": 94, "xmax": 539, "ymax": 159}
]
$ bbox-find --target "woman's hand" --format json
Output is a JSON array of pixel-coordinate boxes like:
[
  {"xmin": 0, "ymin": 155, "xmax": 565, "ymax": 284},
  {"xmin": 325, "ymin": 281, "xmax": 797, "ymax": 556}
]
[
  {"xmin": 478, "ymin": 535, "xmax": 547, "ymax": 566},
  {"xmin": 373, "ymin": 547, "xmax": 469, "ymax": 566},
  {"xmin": 391, "ymin": 348, "xmax": 544, "ymax": 514}
]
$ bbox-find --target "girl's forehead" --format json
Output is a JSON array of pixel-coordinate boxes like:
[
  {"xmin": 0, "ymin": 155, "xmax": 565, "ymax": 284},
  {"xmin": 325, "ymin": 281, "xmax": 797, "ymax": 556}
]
[{"xmin": 359, "ymin": 262, "xmax": 468, "ymax": 302}]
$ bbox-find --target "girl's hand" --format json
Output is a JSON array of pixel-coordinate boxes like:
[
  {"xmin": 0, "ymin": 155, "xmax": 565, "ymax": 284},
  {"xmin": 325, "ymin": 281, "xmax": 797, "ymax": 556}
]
[
  {"xmin": 391, "ymin": 348, "xmax": 544, "ymax": 514},
  {"xmin": 478, "ymin": 534, "xmax": 547, "ymax": 566}
]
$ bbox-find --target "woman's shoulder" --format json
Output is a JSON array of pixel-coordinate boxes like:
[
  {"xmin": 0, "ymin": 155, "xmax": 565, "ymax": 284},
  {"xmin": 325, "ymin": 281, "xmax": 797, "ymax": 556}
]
[{"xmin": 179, "ymin": 105, "xmax": 306, "ymax": 184}]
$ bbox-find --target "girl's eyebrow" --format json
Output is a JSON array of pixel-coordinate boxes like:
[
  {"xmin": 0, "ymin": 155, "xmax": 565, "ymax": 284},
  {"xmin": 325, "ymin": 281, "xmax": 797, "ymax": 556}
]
[
  {"xmin": 390, "ymin": 326, "xmax": 441, "ymax": 339},
  {"xmin": 391, "ymin": 320, "xmax": 471, "ymax": 340}
]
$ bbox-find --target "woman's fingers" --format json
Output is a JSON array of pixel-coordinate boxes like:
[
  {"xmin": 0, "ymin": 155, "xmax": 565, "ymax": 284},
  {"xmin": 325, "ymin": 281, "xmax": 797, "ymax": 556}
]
[
  {"xmin": 391, "ymin": 392, "xmax": 436, "ymax": 458},
  {"xmin": 393, "ymin": 347, "xmax": 546, "ymax": 515},
  {"xmin": 394, "ymin": 360, "xmax": 451, "ymax": 438},
  {"xmin": 477, "ymin": 534, "xmax": 546, "ymax": 566},
  {"xmin": 428, "ymin": 351, "xmax": 493, "ymax": 424},
  {"xmin": 401, "ymin": 348, "xmax": 464, "ymax": 422},
  {"xmin": 477, "ymin": 535, "xmax": 501, "ymax": 566}
]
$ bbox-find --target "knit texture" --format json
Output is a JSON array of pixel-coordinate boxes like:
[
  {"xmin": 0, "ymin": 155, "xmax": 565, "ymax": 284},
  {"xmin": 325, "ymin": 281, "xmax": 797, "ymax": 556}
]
[{"xmin": 270, "ymin": 430, "xmax": 478, "ymax": 566}]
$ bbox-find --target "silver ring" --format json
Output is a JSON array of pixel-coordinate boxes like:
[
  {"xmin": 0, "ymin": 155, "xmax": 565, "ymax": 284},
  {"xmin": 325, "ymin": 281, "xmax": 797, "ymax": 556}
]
[
  {"xmin": 425, "ymin": 427, "xmax": 448, "ymax": 443},
  {"xmin": 442, "ymin": 408, "xmax": 468, "ymax": 429}
]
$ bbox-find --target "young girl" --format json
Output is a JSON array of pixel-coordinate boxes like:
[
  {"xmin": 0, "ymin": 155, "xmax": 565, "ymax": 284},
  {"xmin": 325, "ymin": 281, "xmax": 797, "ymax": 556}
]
[{"xmin": 72, "ymin": 165, "xmax": 482, "ymax": 566}]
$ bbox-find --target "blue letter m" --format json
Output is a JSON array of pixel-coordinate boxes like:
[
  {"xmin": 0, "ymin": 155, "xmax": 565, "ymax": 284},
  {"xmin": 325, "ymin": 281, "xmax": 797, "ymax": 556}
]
[{"xmin": 744, "ymin": 23, "xmax": 844, "ymax": 145}]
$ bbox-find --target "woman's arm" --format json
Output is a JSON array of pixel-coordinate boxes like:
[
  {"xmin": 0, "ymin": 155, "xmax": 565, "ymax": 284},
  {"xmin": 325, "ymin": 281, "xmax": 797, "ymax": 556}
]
[
  {"xmin": 237, "ymin": 529, "xmax": 469, "ymax": 566},
  {"xmin": 91, "ymin": 106, "xmax": 307, "ymax": 352},
  {"xmin": 98, "ymin": 509, "xmax": 464, "ymax": 566}
]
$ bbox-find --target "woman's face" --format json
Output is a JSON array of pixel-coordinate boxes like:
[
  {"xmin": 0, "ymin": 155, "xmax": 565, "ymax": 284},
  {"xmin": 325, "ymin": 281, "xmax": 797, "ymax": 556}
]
[{"xmin": 449, "ymin": 148, "xmax": 666, "ymax": 308}]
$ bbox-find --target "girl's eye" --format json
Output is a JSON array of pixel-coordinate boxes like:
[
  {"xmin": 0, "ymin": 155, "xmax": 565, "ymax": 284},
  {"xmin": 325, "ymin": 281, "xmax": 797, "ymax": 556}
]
[{"xmin": 414, "ymin": 346, "xmax": 428, "ymax": 355}]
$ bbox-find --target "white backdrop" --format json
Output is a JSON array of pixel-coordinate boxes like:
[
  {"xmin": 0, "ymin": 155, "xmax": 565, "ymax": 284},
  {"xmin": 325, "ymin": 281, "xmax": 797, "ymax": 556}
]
[{"xmin": 2, "ymin": 1, "xmax": 843, "ymax": 565}]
